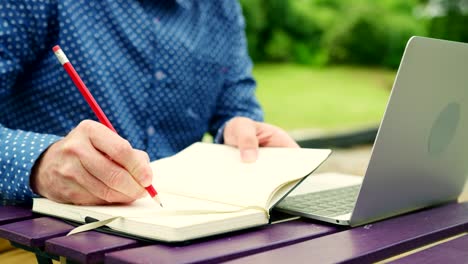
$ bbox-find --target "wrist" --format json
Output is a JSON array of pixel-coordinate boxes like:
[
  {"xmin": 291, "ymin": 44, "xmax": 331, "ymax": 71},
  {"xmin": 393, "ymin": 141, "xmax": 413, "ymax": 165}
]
[{"xmin": 30, "ymin": 142, "xmax": 56, "ymax": 196}]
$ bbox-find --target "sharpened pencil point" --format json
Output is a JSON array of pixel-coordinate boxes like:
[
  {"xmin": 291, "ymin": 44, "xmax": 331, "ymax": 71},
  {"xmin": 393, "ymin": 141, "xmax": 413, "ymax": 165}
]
[{"xmin": 153, "ymin": 195, "xmax": 163, "ymax": 208}]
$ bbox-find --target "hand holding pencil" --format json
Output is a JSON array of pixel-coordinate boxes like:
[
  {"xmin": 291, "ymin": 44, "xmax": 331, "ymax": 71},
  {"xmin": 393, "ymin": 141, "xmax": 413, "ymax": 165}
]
[{"xmin": 29, "ymin": 46, "xmax": 163, "ymax": 206}]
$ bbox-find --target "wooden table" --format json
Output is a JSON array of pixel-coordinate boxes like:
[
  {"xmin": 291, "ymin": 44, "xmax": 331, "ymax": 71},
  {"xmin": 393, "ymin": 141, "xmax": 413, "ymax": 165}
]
[
  {"xmin": 2, "ymin": 146, "xmax": 467, "ymax": 263},
  {"xmin": 0, "ymin": 201, "xmax": 467, "ymax": 263}
]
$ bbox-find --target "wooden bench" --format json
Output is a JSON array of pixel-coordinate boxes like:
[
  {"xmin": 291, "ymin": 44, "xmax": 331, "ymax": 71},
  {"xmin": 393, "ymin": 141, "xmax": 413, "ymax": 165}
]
[{"xmin": 0, "ymin": 202, "xmax": 467, "ymax": 263}]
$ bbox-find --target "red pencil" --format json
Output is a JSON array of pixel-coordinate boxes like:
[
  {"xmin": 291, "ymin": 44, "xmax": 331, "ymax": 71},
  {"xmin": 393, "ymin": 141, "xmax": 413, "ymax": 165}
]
[{"xmin": 52, "ymin": 45, "xmax": 163, "ymax": 207}]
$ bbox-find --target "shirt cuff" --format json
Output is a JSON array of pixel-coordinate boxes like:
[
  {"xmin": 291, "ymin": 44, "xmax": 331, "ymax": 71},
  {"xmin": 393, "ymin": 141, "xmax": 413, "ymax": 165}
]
[{"xmin": 214, "ymin": 120, "xmax": 231, "ymax": 144}]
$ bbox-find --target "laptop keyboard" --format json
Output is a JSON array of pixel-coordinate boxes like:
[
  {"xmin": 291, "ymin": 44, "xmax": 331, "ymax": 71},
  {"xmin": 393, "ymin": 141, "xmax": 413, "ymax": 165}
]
[{"xmin": 277, "ymin": 185, "xmax": 361, "ymax": 217}]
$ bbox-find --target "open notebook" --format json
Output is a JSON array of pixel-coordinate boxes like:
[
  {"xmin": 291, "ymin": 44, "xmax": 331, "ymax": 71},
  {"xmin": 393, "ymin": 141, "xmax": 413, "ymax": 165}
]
[{"xmin": 33, "ymin": 143, "xmax": 331, "ymax": 242}]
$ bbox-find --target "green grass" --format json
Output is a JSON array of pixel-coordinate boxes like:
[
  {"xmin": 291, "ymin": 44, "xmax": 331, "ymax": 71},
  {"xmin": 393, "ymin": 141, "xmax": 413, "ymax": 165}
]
[{"xmin": 253, "ymin": 64, "xmax": 396, "ymax": 131}]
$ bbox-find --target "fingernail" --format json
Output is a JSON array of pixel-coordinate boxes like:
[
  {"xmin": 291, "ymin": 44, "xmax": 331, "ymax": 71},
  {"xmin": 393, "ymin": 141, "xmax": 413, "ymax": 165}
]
[{"xmin": 241, "ymin": 149, "xmax": 257, "ymax": 163}]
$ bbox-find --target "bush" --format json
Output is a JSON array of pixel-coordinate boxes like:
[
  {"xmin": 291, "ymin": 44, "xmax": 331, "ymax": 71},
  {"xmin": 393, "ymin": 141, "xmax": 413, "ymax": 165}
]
[
  {"xmin": 264, "ymin": 29, "xmax": 294, "ymax": 61},
  {"xmin": 284, "ymin": 1, "xmax": 327, "ymax": 39},
  {"xmin": 292, "ymin": 41, "xmax": 328, "ymax": 66},
  {"xmin": 383, "ymin": 14, "xmax": 426, "ymax": 68},
  {"xmin": 285, "ymin": 1, "xmax": 337, "ymax": 66},
  {"xmin": 239, "ymin": 0, "xmax": 461, "ymax": 68},
  {"xmin": 239, "ymin": 0, "xmax": 268, "ymax": 61},
  {"xmin": 324, "ymin": 5, "xmax": 389, "ymax": 66},
  {"xmin": 426, "ymin": 13, "xmax": 468, "ymax": 43}
]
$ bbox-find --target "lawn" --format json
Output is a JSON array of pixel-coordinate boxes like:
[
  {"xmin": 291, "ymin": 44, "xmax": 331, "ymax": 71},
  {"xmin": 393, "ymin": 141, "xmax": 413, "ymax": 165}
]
[{"xmin": 253, "ymin": 64, "xmax": 396, "ymax": 131}]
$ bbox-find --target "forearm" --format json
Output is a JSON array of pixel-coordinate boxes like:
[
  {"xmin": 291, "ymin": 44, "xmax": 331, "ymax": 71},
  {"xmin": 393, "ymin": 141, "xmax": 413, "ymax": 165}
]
[
  {"xmin": 209, "ymin": 0, "xmax": 264, "ymax": 141},
  {"xmin": 0, "ymin": 1, "xmax": 62, "ymax": 203},
  {"xmin": 211, "ymin": 77, "xmax": 264, "ymax": 143}
]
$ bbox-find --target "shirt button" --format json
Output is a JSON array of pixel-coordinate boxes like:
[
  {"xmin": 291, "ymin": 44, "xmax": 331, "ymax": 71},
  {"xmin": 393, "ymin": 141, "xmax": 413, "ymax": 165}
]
[
  {"xmin": 155, "ymin": 71, "xmax": 166, "ymax": 80},
  {"xmin": 147, "ymin": 126, "xmax": 155, "ymax": 136}
]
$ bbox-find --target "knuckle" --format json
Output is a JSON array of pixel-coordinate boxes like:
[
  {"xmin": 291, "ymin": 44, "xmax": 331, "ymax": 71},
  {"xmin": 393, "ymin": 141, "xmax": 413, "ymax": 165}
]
[
  {"xmin": 60, "ymin": 139, "xmax": 85, "ymax": 158},
  {"xmin": 77, "ymin": 120, "xmax": 95, "ymax": 133},
  {"xmin": 138, "ymin": 150, "xmax": 150, "ymax": 162},
  {"xmin": 60, "ymin": 139, "xmax": 75, "ymax": 154},
  {"xmin": 112, "ymin": 140, "xmax": 132, "ymax": 158},
  {"xmin": 58, "ymin": 164, "xmax": 78, "ymax": 181}
]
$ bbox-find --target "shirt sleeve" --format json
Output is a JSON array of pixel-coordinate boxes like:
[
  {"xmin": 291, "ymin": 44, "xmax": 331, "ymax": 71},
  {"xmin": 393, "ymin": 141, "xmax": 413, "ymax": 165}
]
[
  {"xmin": 0, "ymin": 0, "xmax": 61, "ymax": 204},
  {"xmin": 0, "ymin": 129, "xmax": 62, "ymax": 203},
  {"xmin": 210, "ymin": 1, "xmax": 264, "ymax": 142}
]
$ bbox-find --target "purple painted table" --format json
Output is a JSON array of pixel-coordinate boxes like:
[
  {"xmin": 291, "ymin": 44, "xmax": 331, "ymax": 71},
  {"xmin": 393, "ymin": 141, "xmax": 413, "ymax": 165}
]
[
  {"xmin": 392, "ymin": 233, "xmax": 468, "ymax": 264},
  {"xmin": 1, "ymin": 202, "xmax": 468, "ymax": 264}
]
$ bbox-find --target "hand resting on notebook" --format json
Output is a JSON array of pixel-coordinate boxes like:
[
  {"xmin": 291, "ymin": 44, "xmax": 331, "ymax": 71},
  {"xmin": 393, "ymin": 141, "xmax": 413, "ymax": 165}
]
[{"xmin": 223, "ymin": 117, "xmax": 299, "ymax": 163}]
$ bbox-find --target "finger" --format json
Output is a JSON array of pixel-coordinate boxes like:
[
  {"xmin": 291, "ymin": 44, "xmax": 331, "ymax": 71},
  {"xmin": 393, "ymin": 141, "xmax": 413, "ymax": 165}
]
[
  {"xmin": 64, "ymin": 184, "xmax": 109, "ymax": 206},
  {"xmin": 77, "ymin": 120, "xmax": 153, "ymax": 187},
  {"xmin": 49, "ymin": 175, "xmax": 108, "ymax": 205},
  {"xmin": 225, "ymin": 117, "xmax": 259, "ymax": 163},
  {"xmin": 78, "ymin": 143, "xmax": 146, "ymax": 200},
  {"xmin": 136, "ymin": 149, "xmax": 150, "ymax": 163},
  {"xmin": 62, "ymin": 156, "xmax": 136, "ymax": 204},
  {"xmin": 76, "ymin": 171, "xmax": 136, "ymax": 204},
  {"xmin": 255, "ymin": 123, "xmax": 299, "ymax": 148}
]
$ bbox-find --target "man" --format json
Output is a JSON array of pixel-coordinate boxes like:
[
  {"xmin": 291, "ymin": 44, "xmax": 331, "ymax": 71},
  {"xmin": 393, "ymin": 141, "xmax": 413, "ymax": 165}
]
[{"xmin": 0, "ymin": 0, "xmax": 298, "ymax": 207}]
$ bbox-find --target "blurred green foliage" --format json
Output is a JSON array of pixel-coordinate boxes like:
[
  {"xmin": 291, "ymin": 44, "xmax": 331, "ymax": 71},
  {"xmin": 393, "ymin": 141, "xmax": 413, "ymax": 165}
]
[
  {"xmin": 422, "ymin": 0, "xmax": 468, "ymax": 42},
  {"xmin": 240, "ymin": 0, "xmax": 468, "ymax": 69}
]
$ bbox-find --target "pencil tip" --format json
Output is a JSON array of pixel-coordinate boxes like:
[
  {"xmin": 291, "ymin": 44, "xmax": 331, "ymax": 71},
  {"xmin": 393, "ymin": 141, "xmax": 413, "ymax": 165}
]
[{"xmin": 152, "ymin": 195, "xmax": 163, "ymax": 208}]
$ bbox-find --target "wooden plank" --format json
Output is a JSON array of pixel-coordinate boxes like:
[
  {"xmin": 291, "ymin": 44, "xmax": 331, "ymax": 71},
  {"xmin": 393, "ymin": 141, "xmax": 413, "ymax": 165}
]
[
  {"xmin": 391, "ymin": 233, "xmax": 468, "ymax": 263},
  {"xmin": 0, "ymin": 217, "xmax": 74, "ymax": 248},
  {"xmin": 0, "ymin": 205, "xmax": 34, "ymax": 225},
  {"xmin": 224, "ymin": 202, "xmax": 468, "ymax": 264},
  {"xmin": 105, "ymin": 219, "xmax": 340, "ymax": 264},
  {"xmin": 45, "ymin": 231, "xmax": 140, "ymax": 264}
]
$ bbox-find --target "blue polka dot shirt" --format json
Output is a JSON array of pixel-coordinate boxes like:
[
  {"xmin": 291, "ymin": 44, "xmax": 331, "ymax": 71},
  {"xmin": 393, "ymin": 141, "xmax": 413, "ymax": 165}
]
[{"xmin": 0, "ymin": 0, "xmax": 263, "ymax": 203}]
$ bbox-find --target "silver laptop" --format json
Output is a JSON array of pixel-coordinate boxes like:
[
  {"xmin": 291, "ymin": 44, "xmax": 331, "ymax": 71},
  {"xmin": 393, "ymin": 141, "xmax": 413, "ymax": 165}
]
[{"xmin": 275, "ymin": 36, "xmax": 468, "ymax": 226}]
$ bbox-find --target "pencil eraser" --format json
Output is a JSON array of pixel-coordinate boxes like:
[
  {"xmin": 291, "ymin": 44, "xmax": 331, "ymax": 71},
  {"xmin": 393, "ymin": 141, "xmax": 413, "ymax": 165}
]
[{"xmin": 52, "ymin": 45, "xmax": 61, "ymax": 52}]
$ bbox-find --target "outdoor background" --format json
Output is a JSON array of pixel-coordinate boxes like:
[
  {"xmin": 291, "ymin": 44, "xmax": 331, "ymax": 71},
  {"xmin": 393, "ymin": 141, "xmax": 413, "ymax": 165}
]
[{"xmin": 239, "ymin": 0, "xmax": 468, "ymax": 134}]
